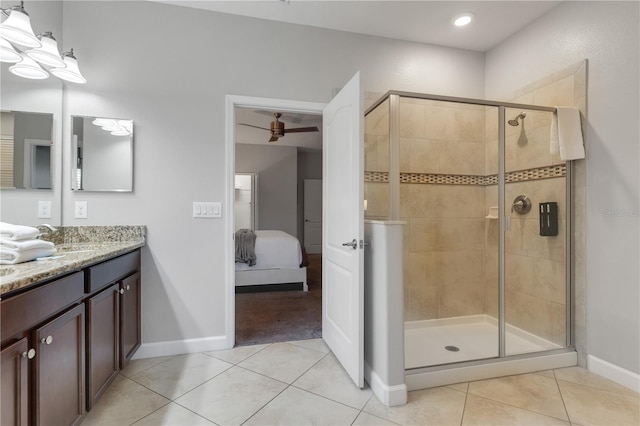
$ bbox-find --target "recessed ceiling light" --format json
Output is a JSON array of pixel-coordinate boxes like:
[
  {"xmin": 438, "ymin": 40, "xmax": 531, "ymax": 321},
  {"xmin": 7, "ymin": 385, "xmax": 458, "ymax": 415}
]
[{"xmin": 453, "ymin": 13, "xmax": 474, "ymax": 27}]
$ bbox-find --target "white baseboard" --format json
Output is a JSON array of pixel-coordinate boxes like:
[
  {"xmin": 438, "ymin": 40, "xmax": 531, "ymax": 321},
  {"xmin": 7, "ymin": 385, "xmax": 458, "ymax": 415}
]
[
  {"xmin": 364, "ymin": 362, "xmax": 407, "ymax": 407},
  {"xmin": 133, "ymin": 335, "xmax": 231, "ymax": 359},
  {"xmin": 587, "ymin": 355, "xmax": 640, "ymax": 393}
]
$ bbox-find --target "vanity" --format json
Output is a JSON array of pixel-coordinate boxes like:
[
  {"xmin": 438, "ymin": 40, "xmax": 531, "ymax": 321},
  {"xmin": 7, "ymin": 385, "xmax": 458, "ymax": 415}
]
[{"xmin": 0, "ymin": 226, "xmax": 145, "ymax": 426}]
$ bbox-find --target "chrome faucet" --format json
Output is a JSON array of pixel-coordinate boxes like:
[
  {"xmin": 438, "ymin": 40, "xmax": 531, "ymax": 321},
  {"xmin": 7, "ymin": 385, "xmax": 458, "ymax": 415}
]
[{"xmin": 37, "ymin": 224, "xmax": 58, "ymax": 239}]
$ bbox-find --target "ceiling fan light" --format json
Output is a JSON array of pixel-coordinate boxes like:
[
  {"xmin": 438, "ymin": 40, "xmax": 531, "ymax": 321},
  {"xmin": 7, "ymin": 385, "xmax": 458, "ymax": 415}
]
[
  {"xmin": 0, "ymin": 5, "xmax": 41, "ymax": 48},
  {"xmin": 0, "ymin": 37, "xmax": 22, "ymax": 63},
  {"xmin": 9, "ymin": 53, "xmax": 49, "ymax": 79},
  {"xmin": 50, "ymin": 50, "xmax": 86, "ymax": 84},
  {"xmin": 26, "ymin": 32, "xmax": 65, "ymax": 68}
]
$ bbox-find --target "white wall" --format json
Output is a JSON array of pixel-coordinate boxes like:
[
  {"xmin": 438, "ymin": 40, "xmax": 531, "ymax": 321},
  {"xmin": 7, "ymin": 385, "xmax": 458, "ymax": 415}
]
[
  {"xmin": 236, "ymin": 143, "xmax": 297, "ymax": 237},
  {"xmin": 61, "ymin": 0, "xmax": 486, "ymax": 347},
  {"xmin": 486, "ymin": 1, "xmax": 640, "ymax": 374}
]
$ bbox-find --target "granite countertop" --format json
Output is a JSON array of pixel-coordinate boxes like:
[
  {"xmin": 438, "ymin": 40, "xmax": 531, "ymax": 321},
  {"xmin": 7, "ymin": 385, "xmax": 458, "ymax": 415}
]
[{"xmin": 0, "ymin": 226, "xmax": 146, "ymax": 297}]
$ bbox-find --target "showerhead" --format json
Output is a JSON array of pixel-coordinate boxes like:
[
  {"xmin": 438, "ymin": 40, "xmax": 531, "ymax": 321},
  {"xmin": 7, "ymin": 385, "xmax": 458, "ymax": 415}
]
[{"xmin": 508, "ymin": 112, "xmax": 527, "ymax": 126}]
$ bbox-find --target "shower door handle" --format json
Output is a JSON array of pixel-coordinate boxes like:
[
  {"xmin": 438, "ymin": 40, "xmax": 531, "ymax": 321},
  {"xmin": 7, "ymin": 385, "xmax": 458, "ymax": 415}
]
[{"xmin": 342, "ymin": 239, "xmax": 358, "ymax": 250}]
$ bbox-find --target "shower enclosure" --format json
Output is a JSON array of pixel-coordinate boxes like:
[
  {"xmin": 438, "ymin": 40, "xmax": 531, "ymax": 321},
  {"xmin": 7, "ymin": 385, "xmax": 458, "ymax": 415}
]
[{"xmin": 365, "ymin": 92, "xmax": 574, "ymax": 387}]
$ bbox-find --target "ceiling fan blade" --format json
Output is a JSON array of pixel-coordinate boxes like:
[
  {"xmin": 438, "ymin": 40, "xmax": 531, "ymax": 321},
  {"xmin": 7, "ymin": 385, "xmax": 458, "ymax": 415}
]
[
  {"xmin": 238, "ymin": 123, "xmax": 270, "ymax": 131},
  {"xmin": 268, "ymin": 135, "xmax": 279, "ymax": 143},
  {"xmin": 284, "ymin": 126, "xmax": 319, "ymax": 134}
]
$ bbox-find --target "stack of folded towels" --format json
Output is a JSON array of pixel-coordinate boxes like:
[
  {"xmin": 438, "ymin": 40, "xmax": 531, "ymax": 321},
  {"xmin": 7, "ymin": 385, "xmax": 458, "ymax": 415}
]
[{"xmin": 0, "ymin": 222, "xmax": 56, "ymax": 265}]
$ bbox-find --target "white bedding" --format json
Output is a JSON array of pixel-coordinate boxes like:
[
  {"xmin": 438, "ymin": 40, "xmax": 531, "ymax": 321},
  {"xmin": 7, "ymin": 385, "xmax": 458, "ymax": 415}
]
[{"xmin": 235, "ymin": 230, "xmax": 302, "ymax": 271}]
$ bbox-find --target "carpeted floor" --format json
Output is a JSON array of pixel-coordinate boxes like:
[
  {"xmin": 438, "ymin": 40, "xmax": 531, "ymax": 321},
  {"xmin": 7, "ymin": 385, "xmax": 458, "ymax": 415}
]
[{"xmin": 235, "ymin": 254, "xmax": 322, "ymax": 346}]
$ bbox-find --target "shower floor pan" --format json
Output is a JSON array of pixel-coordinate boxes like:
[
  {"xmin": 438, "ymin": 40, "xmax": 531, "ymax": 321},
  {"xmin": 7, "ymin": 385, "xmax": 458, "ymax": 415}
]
[{"xmin": 405, "ymin": 314, "xmax": 561, "ymax": 369}]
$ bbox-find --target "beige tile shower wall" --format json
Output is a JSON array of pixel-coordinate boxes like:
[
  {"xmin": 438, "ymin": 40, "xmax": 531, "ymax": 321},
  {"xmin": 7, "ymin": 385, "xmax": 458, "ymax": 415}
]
[
  {"xmin": 399, "ymin": 97, "xmax": 487, "ymax": 321},
  {"xmin": 365, "ymin": 98, "xmax": 390, "ymax": 220},
  {"xmin": 483, "ymin": 62, "xmax": 587, "ymax": 347}
]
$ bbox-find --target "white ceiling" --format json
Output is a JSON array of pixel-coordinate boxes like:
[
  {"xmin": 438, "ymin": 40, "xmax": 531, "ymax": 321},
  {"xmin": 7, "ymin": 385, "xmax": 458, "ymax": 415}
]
[{"xmin": 156, "ymin": 0, "xmax": 562, "ymax": 52}]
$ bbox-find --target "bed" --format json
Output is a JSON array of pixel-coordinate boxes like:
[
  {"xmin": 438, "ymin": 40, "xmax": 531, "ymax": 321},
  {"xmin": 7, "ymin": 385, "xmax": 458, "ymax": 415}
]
[{"xmin": 235, "ymin": 230, "xmax": 308, "ymax": 291}]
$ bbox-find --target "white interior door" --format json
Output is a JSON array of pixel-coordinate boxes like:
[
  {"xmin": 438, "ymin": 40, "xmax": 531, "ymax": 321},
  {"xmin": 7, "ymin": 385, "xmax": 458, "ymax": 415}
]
[
  {"xmin": 322, "ymin": 72, "xmax": 364, "ymax": 388},
  {"xmin": 304, "ymin": 179, "xmax": 323, "ymax": 254}
]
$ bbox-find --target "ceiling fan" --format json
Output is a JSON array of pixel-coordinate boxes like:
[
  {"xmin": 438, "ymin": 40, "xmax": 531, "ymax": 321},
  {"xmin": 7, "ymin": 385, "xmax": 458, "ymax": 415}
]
[{"xmin": 239, "ymin": 112, "xmax": 319, "ymax": 143}]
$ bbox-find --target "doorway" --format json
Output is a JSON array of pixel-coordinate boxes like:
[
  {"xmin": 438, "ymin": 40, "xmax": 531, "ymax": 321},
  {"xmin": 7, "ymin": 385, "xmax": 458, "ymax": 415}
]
[{"xmin": 226, "ymin": 97, "xmax": 326, "ymax": 347}]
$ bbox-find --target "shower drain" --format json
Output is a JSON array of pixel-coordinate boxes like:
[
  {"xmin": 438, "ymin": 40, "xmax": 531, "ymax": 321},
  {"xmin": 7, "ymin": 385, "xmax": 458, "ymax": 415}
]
[{"xmin": 445, "ymin": 345, "xmax": 460, "ymax": 352}]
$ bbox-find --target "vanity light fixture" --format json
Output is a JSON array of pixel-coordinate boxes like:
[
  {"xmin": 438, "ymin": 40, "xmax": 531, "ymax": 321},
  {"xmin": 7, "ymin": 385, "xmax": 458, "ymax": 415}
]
[
  {"xmin": 1, "ymin": 1, "xmax": 87, "ymax": 83},
  {"xmin": 25, "ymin": 32, "xmax": 64, "ymax": 67},
  {"xmin": 0, "ymin": 37, "xmax": 21, "ymax": 62},
  {"xmin": 453, "ymin": 12, "xmax": 474, "ymax": 27},
  {"xmin": 50, "ymin": 49, "xmax": 86, "ymax": 84},
  {"xmin": 0, "ymin": 1, "xmax": 40, "ymax": 48},
  {"xmin": 9, "ymin": 52, "xmax": 49, "ymax": 79}
]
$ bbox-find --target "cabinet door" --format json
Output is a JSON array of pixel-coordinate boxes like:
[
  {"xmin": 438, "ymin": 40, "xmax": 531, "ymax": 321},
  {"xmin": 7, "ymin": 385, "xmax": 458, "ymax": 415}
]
[
  {"xmin": 1, "ymin": 338, "xmax": 29, "ymax": 426},
  {"xmin": 34, "ymin": 304, "xmax": 85, "ymax": 426},
  {"xmin": 86, "ymin": 283, "xmax": 120, "ymax": 411},
  {"xmin": 120, "ymin": 272, "xmax": 141, "ymax": 369}
]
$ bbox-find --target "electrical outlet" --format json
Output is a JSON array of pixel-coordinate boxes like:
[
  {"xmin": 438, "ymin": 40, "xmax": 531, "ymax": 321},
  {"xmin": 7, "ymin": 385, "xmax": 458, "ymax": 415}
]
[
  {"xmin": 38, "ymin": 201, "xmax": 52, "ymax": 219},
  {"xmin": 75, "ymin": 201, "xmax": 88, "ymax": 219}
]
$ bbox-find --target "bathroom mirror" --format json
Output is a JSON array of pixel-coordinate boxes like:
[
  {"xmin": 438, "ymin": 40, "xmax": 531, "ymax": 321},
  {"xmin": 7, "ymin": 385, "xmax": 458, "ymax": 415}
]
[
  {"xmin": 71, "ymin": 115, "xmax": 134, "ymax": 192},
  {"xmin": 0, "ymin": 111, "xmax": 54, "ymax": 190}
]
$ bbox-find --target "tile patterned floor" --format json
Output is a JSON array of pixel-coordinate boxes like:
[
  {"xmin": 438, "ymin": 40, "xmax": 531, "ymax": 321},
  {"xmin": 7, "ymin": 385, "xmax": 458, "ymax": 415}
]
[{"xmin": 82, "ymin": 339, "xmax": 640, "ymax": 426}]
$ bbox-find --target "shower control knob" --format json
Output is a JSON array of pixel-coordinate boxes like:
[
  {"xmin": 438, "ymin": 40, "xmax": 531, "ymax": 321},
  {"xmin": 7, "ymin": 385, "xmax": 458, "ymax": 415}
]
[{"xmin": 511, "ymin": 195, "xmax": 532, "ymax": 214}]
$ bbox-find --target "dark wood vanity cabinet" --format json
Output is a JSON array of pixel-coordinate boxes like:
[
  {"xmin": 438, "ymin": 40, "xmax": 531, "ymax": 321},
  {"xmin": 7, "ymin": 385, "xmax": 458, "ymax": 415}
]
[
  {"xmin": 85, "ymin": 250, "xmax": 140, "ymax": 411},
  {"xmin": 1, "ymin": 271, "xmax": 85, "ymax": 426},
  {"xmin": 0, "ymin": 249, "xmax": 142, "ymax": 425},
  {"xmin": 86, "ymin": 283, "xmax": 120, "ymax": 411},
  {"xmin": 1, "ymin": 338, "xmax": 29, "ymax": 426},
  {"xmin": 33, "ymin": 304, "xmax": 85, "ymax": 426},
  {"xmin": 120, "ymin": 272, "xmax": 141, "ymax": 369}
]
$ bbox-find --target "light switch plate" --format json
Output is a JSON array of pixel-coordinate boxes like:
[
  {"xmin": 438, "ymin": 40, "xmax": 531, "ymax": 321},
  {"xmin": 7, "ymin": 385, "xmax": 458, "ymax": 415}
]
[
  {"xmin": 38, "ymin": 201, "xmax": 52, "ymax": 219},
  {"xmin": 193, "ymin": 202, "xmax": 222, "ymax": 218},
  {"xmin": 75, "ymin": 201, "xmax": 88, "ymax": 219}
]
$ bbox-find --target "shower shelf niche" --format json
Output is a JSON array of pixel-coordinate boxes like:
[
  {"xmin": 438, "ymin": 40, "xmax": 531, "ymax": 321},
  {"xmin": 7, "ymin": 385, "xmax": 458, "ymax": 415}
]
[{"xmin": 485, "ymin": 206, "xmax": 499, "ymax": 219}]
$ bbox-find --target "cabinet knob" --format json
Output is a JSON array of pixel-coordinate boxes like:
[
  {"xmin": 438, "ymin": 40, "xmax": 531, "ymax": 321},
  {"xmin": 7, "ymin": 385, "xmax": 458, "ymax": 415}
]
[
  {"xmin": 21, "ymin": 349, "xmax": 36, "ymax": 359},
  {"xmin": 126, "ymin": 285, "xmax": 130, "ymax": 291},
  {"xmin": 41, "ymin": 335, "xmax": 53, "ymax": 345},
  {"xmin": 119, "ymin": 288, "xmax": 125, "ymax": 295}
]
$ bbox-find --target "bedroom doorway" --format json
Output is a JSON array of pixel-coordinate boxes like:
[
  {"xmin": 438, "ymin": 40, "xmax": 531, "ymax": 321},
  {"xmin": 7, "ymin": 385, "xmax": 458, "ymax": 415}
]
[{"xmin": 231, "ymin": 102, "xmax": 324, "ymax": 346}]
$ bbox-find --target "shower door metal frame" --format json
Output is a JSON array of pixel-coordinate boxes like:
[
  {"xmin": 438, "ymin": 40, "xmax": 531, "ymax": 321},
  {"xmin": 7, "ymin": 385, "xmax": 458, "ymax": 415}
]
[{"xmin": 366, "ymin": 90, "xmax": 575, "ymax": 371}]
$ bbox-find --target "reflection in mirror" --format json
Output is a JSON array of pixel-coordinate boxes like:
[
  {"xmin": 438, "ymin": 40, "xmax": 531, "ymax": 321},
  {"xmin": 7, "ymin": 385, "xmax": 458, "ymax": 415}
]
[
  {"xmin": 0, "ymin": 111, "xmax": 53, "ymax": 190},
  {"xmin": 71, "ymin": 115, "xmax": 133, "ymax": 192}
]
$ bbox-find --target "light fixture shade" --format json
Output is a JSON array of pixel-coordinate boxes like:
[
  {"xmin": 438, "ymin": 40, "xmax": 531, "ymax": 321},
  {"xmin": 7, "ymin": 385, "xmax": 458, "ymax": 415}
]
[
  {"xmin": 0, "ymin": 37, "xmax": 22, "ymax": 63},
  {"xmin": 0, "ymin": 7, "xmax": 41, "ymax": 48},
  {"xmin": 50, "ymin": 50, "xmax": 86, "ymax": 84},
  {"xmin": 26, "ymin": 32, "xmax": 65, "ymax": 67},
  {"xmin": 9, "ymin": 53, "xmax": 49, "ymax": 79}
]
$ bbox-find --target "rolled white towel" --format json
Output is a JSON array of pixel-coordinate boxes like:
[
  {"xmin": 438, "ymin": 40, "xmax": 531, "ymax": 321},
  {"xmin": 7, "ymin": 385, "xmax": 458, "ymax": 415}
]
[
  {"xmin": 0, "ymin": 238, "xmax": 55, "ymax": 251},
  {"xmin": 0, "ymin": 247, "xmax": 57, "ymax": 264},
  {"xmin": 0, "ymin": 222, "xmax": 40, "ymax": 241}
]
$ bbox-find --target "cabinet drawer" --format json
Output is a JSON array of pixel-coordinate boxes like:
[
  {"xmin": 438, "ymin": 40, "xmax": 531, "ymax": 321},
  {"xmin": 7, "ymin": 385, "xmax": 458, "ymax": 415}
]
[
  {"xmin": 1, "ymin": 272, "xmax": 84, "ymax": 343},
  {"xmin": 86, "ymin": 250, "xmax": 140, "ymax": 294}
]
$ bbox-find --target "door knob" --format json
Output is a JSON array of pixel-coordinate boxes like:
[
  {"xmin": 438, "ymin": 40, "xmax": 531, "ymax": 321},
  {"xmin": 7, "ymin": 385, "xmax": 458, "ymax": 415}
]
[{"xmin": 342, "ymin": 239, "xmax": 357, "ymax": 249}]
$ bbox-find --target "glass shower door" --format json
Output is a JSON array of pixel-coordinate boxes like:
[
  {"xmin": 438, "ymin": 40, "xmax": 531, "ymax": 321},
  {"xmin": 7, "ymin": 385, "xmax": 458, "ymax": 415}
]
[{"xmin": 503, "ymin": 107, "xmax": 568, "ymax": 356}]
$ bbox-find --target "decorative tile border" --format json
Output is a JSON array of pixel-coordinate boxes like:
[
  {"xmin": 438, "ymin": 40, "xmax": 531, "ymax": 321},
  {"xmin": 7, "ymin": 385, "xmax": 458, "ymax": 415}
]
[
  {"xmin": 365, "ymin": 164, "xmax": 566, "ymax": 186},
  {"xmin": 400, "ymin": 173, "xmax": 486, "ymax": 185}
]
